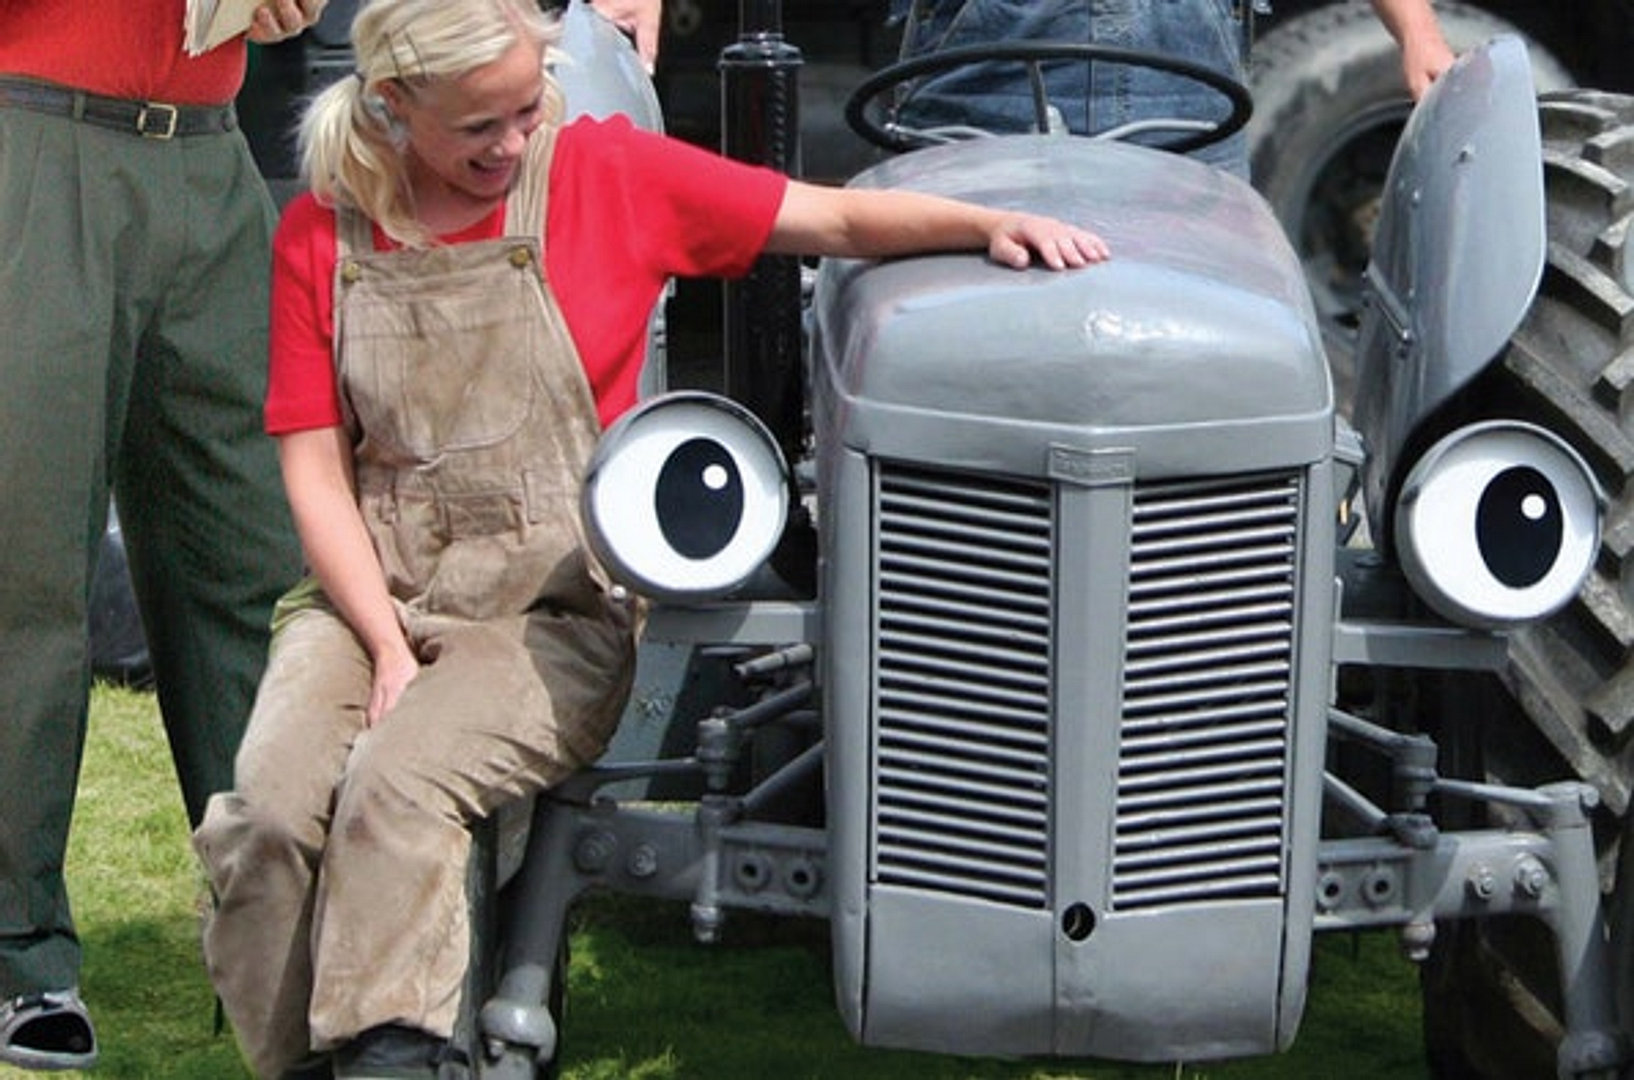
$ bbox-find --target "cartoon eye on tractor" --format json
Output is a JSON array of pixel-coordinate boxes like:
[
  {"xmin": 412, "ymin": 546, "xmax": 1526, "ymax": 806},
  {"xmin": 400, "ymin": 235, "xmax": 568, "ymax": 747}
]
[{"xmin": 435, "ymin": 5, "xmax": 1634, "ymax": 1078}]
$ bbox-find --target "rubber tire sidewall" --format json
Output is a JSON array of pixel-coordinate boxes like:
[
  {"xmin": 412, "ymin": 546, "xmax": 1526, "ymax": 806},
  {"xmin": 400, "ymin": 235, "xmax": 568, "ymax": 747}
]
[{"xmin": 1386, "ymin": 88, "xmax": 1634, "ymax": 1080}]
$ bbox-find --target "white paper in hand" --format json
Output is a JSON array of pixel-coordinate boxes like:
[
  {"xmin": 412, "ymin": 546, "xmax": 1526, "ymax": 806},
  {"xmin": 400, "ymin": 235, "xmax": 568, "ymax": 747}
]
[{"xmin": 184, "ymin": 0, "xmax": 263, "ymax": 56}]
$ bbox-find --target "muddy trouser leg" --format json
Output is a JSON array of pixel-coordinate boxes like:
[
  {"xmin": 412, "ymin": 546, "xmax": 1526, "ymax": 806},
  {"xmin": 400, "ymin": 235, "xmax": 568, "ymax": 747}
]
[
  {"xmin": 194, "ymin": 607, "xmax": 369, "ymax": 1080},
  {"xmin": 306, "ymin": 611, "xmax": 630, "ymax": 1056}
]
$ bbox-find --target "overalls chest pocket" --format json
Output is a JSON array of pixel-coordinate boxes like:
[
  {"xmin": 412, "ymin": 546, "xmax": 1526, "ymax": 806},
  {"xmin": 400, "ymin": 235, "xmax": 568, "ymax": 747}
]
[{"xmin": 338, "ymin": 246, "xmax": 545, "ymax": 464}]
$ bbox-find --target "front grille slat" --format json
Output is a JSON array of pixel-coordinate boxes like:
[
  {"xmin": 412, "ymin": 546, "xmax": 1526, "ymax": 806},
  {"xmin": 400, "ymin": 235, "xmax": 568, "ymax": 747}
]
[
  {"xmin": 878, "ymin": 740, "xmax": 1049, "ymax": 790},
  {"xmin": 1125, "ymin": 639, "xmax": 1294, "ymax": 678},
  {"xmin": 1117, "ymin": 777, "xmax": 1288, "ymax": 813},
  {"xmin": 881, "ymin": 725, "xmax": 1053, "ymax": 771},
  {"xmin": 1117, "ymin": 798, "xmax": 1286, "ymax": 833},
  {"xmin": 872, "ymin": 863, "xmax": 1046, "ymax": 906},
  {"xmin": 1120, "ymin": 716, "xmax": 1288, "ymax": 753},
  {"xmin": 877, "ymin": 627, "xmax": 1050, "ymax": 671},
  {"xmin": 879, "ymin": 672, "xmax": 1056, "ymax": 716},
  {"xmin": 880, "ymin": 784, "xmax": 1051, "ymax": 830},
  {"xmin": 881, "ymin": 803, "xmax": 1046, "ymax": 848},
  {"xmin": 873, "ymin": 465, "xmax": 1053, "ymax": 909},
  {"xmin": 883, "ymin": 596, "xmax": 1050, "ymax": 637},
  {"xmin": 877, "ymin": 706, "xmax": 1049, "ymax": 751},
  {"xmin": 1122, "ymin": 677, "xmax": 1293, "ymax": 715},
  {"xmin": 1127, "ymin": 577, "xmax": 1294, "ymax": 611},
  {"xmin": 1121, "ymin": 699, "xmax": 1287, "ymax": 734},
  {"xmin": 1123, "ymin": 658, "xmax": 1293, "ymax": 695},
  {"xmin": 1115, "ymin": 833, "xmax": 1285, "ymax": 870},
  {"xmin": 1129, "ymin": 541, "xmax": 1297, "ymax": 581}
]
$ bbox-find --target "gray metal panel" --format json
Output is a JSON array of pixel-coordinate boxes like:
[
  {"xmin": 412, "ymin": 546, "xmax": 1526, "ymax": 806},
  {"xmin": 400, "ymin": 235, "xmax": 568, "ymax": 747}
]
[
  {"xmin": 1050, "ymin": 468, "xmax": 1134, "ymax": 956},
  {"xmin": 1064, "ymin": 900, "xmax": 1289, "ymax": 1060},
  {"xmin": 860, "ymin": 895, "xmax": 1290, "ymax": 1061},
  {"xmin": 812, "ymin": 136, "xmax": 1330, "ymax": 477},
  {"xmin": 825, "ymin": 447, "xmax": 881, "ymax": 1044},
  {"xmin": 861, "ymin": 888, "xmax": 1055, "ymax": 1054},
  {"xmin": 1352, "ymin": 36, "xmax": 1545, "ymax": 541}
]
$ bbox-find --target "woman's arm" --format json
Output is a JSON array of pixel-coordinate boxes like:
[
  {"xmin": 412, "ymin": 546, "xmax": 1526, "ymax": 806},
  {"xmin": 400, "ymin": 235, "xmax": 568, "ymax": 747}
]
[
  {"xmin": 277, "ymin": 426, "xmax": 420, "ymax": 727},
  {"xmin": 764, "ymin": 180, "xmax": 1111, "ymax": 270}
]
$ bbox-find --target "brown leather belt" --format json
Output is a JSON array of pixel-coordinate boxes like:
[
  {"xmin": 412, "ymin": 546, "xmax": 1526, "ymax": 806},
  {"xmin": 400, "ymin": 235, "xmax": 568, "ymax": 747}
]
[{"xmin": 0, "ymin": 76, "xmax": 237, "ymax": 139}]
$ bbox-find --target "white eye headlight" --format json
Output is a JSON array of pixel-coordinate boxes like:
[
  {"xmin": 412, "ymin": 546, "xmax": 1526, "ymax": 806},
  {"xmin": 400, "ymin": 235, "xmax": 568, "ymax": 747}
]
[
  {"xmin": 582, "ymin": 392, "xmax": 790, "ymax": 601},
  {"xmin": 1394, "ymin": 421, "xmax": 1602, "ymax": 629}
]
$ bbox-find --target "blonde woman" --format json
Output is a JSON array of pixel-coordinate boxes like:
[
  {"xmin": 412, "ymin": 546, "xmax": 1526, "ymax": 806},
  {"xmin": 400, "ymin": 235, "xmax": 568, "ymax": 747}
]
[{"xmin": 192, "ymin": 1, "xmax": 1108, "ymax": 1076}]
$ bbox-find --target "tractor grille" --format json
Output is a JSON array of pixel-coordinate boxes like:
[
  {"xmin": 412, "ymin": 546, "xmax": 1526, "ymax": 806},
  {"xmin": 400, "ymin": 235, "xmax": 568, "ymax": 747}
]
[
  {"xmin": 872, "ymin": 465, "xmax": 1054, "ymax": 908},
  {"xmin": 1111, "ymin": 473, "xmax": 1300, "ymax": 910},
  {"xmin": 869, "ymin": 463, "xmax": 1302, "ymax": 913}
]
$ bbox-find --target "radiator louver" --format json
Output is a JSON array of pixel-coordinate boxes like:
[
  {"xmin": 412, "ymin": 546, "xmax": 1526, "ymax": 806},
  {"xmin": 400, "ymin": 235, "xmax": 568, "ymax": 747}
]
[
  {"xmin": 1112, "ymin": 474, "xmax": 1301, "ymax": 910},
  {"xmin": 869, "ymin": 463, "xmax": 1302, "ymax": 914},
  {"xmin": 873, "ymin": 466, "xmax": 1053, "ymax": 908}
]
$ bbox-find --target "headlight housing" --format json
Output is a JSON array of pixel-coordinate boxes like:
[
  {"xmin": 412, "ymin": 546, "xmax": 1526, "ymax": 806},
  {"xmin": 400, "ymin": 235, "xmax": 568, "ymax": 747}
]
[
  {"xmin": 581, "ymin": 392, "xmax": 790, "ymax": 601},
  {"xmin": 1394, "ymin": 420, "xmax": 1602, "ymax": 629}
]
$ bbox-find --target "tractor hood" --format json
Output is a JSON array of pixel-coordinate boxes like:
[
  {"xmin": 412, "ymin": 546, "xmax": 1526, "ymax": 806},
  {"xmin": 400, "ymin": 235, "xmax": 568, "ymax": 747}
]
[{"xmin": 811, "ymin": 137, "xmax": 1331, "ymax": 476}]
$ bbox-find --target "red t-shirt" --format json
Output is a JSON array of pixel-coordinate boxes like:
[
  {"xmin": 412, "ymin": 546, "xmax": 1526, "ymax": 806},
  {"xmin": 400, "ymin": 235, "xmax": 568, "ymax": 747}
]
[
  {"xmin": 0, "ymin": 0, "xmax": 245, "ymax": 105},
  {"xmin": 267, "ymin": 114, "xmax": 789, "ymax": 433}
]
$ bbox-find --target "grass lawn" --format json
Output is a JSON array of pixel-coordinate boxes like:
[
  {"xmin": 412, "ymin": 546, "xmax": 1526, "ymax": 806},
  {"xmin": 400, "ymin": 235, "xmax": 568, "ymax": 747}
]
[{"xmin": 0, "ymin": 684, "xmax": 1429, "ymax": 1079}]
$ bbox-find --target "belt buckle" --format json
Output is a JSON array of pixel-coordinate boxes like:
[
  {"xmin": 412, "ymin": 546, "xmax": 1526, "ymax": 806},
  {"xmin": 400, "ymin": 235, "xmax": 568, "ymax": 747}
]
[{"xmin": 137, "ymin": 102, "xmax": 178, "ymax": 139}]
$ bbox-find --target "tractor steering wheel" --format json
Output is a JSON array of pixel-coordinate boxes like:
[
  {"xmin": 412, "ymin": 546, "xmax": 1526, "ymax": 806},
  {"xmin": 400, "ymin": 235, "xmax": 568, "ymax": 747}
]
[{"xmin": 845, "ymin": 42, "xmax": 1252, "ymax": 155}]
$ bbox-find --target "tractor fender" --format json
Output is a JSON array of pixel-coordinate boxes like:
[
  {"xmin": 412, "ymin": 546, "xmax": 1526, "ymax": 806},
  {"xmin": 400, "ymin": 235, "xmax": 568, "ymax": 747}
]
[{"xmin": 1352, "ymin": 34, "xmax": 1545, "ymax": 545}]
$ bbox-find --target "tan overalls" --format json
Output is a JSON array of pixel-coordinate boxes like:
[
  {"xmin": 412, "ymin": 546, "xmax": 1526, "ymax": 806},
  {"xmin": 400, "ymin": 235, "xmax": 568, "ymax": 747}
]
[{"xmin": 193, "ymin": 131, "xmax": 636, "ymax": 1079}]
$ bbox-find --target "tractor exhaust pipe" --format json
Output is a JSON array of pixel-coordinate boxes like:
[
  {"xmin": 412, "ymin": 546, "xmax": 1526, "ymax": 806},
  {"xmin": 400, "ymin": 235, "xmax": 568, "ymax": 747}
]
[{"xmin": 719, "ymin": 0, "xmax": 805, "ymax": 464}]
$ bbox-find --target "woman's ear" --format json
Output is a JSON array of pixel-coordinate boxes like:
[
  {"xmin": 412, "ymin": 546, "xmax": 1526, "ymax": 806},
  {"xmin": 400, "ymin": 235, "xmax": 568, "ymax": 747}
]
[
  {"xmin": 374, "ymin": 79, "xmax": 405, "ymax": 118},
  {"xmin": 365, "ymin": 81, "xmax": 409, "ymax": 144}
]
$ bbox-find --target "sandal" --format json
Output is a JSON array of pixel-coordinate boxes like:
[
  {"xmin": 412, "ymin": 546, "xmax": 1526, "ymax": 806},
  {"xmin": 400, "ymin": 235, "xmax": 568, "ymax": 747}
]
[{"xmin": 0, "ymin": 989, "xmax": 98, "ymax": 1070}]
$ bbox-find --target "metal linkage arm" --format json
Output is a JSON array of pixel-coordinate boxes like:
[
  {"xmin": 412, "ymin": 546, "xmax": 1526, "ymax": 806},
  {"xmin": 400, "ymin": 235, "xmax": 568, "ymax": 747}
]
[{"xmin": 1315, "ymin": 780, "xmax": 1627, "ymax": 1079}]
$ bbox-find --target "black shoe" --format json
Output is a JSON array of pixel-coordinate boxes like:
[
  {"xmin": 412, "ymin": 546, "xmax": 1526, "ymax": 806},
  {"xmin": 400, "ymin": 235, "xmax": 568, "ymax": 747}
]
[
  {"xmin": 282, "ymin": 1052, "xmax": 335, "ymax": 1079},
  {"xmin": 332, "ymin": 1024, "xmax": 446, "ymax": 1079}
]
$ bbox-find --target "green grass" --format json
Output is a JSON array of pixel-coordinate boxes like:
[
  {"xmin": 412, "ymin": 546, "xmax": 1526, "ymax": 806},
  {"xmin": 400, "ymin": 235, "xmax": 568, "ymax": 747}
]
[{"xmin": 0, "ymin": 685, "xmax": 1429, "ymax": 1079}]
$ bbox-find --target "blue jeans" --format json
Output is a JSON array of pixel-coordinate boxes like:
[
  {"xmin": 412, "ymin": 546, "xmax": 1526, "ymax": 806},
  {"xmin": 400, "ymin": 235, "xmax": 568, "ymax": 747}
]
[{"xmin": 891, "ymin": 0, "xmax": 1249, "ymax": 174}]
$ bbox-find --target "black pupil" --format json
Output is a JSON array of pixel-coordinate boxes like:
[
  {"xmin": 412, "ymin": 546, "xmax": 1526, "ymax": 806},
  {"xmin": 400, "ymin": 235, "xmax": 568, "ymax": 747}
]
[
  {"xmin": 657, "ymin": 438, "xmax": 744, "ymax": 559},
  {"xmin": 1476, "ymin": 465, "xmax": 1562, "ymax": 588}
]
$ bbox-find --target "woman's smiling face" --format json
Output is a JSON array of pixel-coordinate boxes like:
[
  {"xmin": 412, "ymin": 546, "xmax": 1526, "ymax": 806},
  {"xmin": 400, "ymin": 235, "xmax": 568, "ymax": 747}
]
[{"xmin": 384, "ymin": 36, "xmax": 547, "ymax": 222}]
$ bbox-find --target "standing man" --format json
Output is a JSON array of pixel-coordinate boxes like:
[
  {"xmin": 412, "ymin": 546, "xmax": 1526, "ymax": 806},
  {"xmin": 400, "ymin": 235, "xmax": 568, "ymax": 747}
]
[
  {"xmin": 889, "ymin": 0, "xmax": 1455, "ymax": 174},
  {"xmin": 0, "ymin": 1, "xmax": 321, "ymax": 1069}
]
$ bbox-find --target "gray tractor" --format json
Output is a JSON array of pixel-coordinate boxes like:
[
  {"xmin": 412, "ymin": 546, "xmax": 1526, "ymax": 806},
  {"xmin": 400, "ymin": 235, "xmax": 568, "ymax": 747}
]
[{"xmin": 451, "ymin": 7, "xmax": 1634, "ymax": 1079}]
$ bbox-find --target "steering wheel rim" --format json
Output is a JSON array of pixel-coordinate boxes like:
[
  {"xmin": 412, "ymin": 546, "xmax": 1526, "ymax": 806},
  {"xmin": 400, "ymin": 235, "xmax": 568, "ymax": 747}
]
[{"xmin": 845, "ymin": 42, "xmax": 1253, "ymax": 155}]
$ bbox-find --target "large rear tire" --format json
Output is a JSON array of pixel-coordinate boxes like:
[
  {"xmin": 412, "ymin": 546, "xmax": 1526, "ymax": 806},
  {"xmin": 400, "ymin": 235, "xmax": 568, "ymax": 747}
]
[
  {"xmin": 1412, "ymin": 90, "xmax": 1634, "ymax": 1079},
  {"xmin": 1247, "ymin": 1, "xmax": 1572, "ymax": 406}
]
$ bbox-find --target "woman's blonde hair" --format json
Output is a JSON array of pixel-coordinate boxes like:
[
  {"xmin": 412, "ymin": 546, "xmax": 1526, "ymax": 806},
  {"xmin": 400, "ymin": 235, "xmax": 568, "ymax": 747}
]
[{"xmin": 299, "ymin": 0, "xmax": 566, "ymax": 247}]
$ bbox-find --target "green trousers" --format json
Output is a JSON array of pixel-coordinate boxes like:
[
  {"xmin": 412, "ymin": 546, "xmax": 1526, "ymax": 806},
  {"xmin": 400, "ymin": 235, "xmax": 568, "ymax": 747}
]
[{"xmin": 0, "ymin": 103, "xmax": 303, "ymax": 997}]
